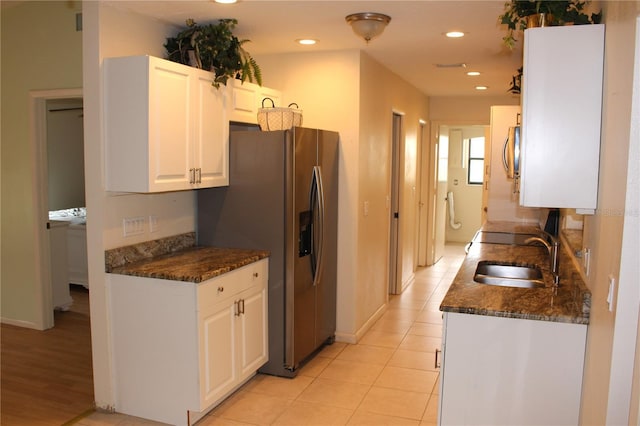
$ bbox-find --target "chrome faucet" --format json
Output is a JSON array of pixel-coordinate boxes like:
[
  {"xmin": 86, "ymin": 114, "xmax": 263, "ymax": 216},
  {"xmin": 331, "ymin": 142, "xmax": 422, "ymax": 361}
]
[{"xmin": 525, "ymin": 232, "xmax": 560, "ymax": 285}]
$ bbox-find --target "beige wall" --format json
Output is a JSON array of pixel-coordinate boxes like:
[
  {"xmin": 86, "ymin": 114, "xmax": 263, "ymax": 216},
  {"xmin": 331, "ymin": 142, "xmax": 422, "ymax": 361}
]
[
  {"xmin": 358, "ymin": 53, "xmax": 429, "ymax": 324},
  {"xmin": 580, "ymin": 2, "xmax": 640, "ymax": 424},
  {"xmin": 258, "ymin": 50, "xmax": 429, "ymax": 342},
  {"xmin": 429, "ymin": 95, "xmax": 520, "ymax": 122},
  {"xmin": 256, "ymin": 50, "xmax": 361, "ymax": 338},
  {"xmin": 1, "ymin": 1, "xmax": 82, "ymax": 326}
]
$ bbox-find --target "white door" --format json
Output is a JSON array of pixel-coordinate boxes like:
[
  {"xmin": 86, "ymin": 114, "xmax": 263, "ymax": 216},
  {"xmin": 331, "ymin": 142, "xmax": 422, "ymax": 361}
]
[
  {"xmin": 388, "ymin": 113, "xmax": 402, "ymax": 294},
  {"xmin": 433, "ymin": 127, "xmax": 449, "ymax": 264},
  {"xmin": 417, "ymin": 121, "xmax": 429, "ymax": 266}
]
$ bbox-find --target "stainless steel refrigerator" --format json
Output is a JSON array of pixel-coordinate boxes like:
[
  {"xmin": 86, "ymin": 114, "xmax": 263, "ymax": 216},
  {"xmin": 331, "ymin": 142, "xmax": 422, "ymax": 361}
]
[{"xmin": 197, "ymin": 127, "xmax": 339, "ymax": 377}]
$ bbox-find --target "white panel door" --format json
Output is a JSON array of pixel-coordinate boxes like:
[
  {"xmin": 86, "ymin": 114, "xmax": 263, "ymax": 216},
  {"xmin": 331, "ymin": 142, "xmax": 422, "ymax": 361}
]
[
  {"xmin": 199, "ymin": 301, "xmax": 237, "ymax": 409},
  {"xmin": 193, "ymin": 70, "xmax": 228, "ymax": 188},
  {"xmin": 238, "ymin": 287, "xmax": 268, "ymax": 379},
  {"xmin": 148, "ymin": 59, "xmax": 192, "ymax": 190}
]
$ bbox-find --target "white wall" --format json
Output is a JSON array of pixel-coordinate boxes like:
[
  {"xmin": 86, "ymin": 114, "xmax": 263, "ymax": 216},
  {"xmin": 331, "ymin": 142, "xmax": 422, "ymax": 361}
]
[{"xmin": 580, "ymin": 2, "xmax": 640, "ymax": 424}]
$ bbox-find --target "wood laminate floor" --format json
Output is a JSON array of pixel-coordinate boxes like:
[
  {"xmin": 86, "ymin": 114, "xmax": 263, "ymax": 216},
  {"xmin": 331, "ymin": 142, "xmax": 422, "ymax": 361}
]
[{"xmin": 1, "ymin": 285, "xmax": 95, "ymax": 426}]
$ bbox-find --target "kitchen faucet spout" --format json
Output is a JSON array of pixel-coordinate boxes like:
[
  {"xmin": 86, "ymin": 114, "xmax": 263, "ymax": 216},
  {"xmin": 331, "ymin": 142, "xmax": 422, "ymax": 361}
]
[{"xmin": 525, "ymin": 232, "xmax": 560, "ymax": 285}]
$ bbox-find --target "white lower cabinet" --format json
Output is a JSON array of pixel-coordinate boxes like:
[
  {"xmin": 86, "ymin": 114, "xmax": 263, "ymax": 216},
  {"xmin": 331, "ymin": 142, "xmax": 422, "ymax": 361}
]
[
  {"xmin": 109, "ymin": 258, "xmax": 268, "ymax": 426},
  {"xmin": 198, "ymin": 280, "xmax": 268, "ymax": 412},
  {"xmin": 438, "ymin": 312, "xmax": 586, "ymax": 425},
  {"xmin": 67, "ymin": 224, "xmax": 88, "ymax": 288}
]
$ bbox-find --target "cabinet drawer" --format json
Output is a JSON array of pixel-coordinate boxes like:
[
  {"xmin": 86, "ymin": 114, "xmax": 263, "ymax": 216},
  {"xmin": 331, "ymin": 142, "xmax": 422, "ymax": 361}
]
[{"xmin": 197, "ymin": 259, "xmax": 267, "ymax": 311}]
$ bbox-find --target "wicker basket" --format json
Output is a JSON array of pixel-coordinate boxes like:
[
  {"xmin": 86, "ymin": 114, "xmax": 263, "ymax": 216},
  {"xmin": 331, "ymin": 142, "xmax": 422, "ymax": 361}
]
[{"xmin": 257, "ymin": 98, "xmax": 303, "ymax": 131}]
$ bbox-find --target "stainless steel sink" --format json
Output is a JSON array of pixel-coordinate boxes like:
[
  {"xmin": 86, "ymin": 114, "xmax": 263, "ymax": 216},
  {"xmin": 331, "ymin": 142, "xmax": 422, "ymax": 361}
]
[{"xmin": 474, "ymin": 261, "xmax": 545, "ymax": 288}]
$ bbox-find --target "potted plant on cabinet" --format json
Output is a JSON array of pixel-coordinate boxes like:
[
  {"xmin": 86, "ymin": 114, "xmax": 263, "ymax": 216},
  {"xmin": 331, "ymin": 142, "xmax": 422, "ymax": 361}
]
[
  {"xmin": 164, "ymin": 18, "xmax": 262, "ymax": 88},
  {"xmin": 499, "ymin": 0, "xmax": 602, "ymax": 49}
]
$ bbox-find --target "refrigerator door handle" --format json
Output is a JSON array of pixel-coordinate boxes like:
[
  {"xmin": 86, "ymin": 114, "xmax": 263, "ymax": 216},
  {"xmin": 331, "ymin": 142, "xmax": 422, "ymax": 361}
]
[{"xmin": 310, "ymin": 165, "xmax": 325, "ymax": 287}]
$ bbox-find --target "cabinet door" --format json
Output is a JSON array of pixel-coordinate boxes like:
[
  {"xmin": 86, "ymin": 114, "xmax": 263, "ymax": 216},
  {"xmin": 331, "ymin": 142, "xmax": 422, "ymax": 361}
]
[
  {"xmin": 520, "ymin": 25, "xmax": 604, "ymax": 211},
  {"xmin": 192, "ymin": 70, "xmax": 229, "ymax": 188},
  {"xmin": 237, "ymin": 286, "xmax": 268, "ymax": 379},
  {"xmin": 148, "ymin": 58, "xmax": 193, "ymax": 191},
  {"xmin": 199, "ymin": 300, "xmax": 237, "ymax": 409},
  {"xmin": 67, "ymin": 226, "xmax": 88, "ymax": 287},
  {"xmin": 105, "ymin": 55, "xmax": 229, "ymax": 193},
  {"xmin": 439, "ymin": 312, "xmax": 586, "ymax": 425},
  {"xmin": 226, "ymin": 79, "xmax": 282, "ymax": 124}
]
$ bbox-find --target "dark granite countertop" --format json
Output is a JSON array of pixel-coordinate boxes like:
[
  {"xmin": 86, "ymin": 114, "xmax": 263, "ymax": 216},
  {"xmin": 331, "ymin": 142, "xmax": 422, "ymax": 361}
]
[
  {"xmin": 105, "ymin": 233, "xmax": 269, "ymax": 283},
  {"xmin": 440, "ymin": 222, "xmax": 591, "ymax": 324}
]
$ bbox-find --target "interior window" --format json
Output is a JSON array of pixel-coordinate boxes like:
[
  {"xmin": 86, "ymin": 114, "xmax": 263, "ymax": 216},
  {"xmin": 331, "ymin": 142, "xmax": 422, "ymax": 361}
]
[{"xmin": 467, "ymin": 136, "xmax": 485, "ymax": 185}]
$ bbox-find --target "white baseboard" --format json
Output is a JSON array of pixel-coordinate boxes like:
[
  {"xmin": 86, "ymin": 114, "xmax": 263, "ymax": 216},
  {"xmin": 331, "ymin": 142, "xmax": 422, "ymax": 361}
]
[
  {"xmin": 1, "ymin": 317, "xmax": 42, "ymax": 330},
  {"xmin": 335, "ymin": 302, "xmax": 388, "ymax": 344}
]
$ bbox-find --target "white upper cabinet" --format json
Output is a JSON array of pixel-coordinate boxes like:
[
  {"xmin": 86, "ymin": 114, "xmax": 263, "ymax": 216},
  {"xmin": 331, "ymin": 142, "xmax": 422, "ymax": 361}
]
[
  {"xmin": 520, "ymin": 24, "xmax": 604, "ymax": 213},
  {"xmin": 104, "ymin": 55, "xmax": 228, "ymax": 193},
  {"xmin": 226, "ymin": 79, "xmax": 282, "ymax": 125}
]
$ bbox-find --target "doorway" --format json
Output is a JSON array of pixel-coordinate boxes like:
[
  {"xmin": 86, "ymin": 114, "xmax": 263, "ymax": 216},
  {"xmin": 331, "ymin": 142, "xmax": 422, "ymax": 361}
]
[
  {"xmin": 30, "ymin": 89, "xmax": 86, "ymax": 327},
  {"xmin": 422, "ymin": 122, "xmax": 487, "ymax": 266}
]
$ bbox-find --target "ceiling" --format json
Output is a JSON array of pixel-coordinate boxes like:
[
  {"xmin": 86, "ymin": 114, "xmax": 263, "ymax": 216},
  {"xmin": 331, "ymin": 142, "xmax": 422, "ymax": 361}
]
[{"xmin": 105, "ymin": 0, "xmax": 524, "ymax": 98}]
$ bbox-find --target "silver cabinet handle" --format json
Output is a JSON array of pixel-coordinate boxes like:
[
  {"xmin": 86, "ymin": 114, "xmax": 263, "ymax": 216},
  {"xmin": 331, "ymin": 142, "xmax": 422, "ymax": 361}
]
[
  {"xmin": 234, "ymin": 300, "xmax": 240, "ymax": 316},
  {"xmin": 435, "ymin": 348, "xmax": 442, "ymax": 369},
  {"xmin": 196, "ymin": 167, "xmax": 202, "ymax": 183}
]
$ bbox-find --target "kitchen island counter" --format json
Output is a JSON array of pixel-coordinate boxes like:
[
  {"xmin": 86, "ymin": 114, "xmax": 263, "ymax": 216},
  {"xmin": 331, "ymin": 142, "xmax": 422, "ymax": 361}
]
[{"xmin": 440, "ymin": 222, "xmax": 590, "ymax": 324}]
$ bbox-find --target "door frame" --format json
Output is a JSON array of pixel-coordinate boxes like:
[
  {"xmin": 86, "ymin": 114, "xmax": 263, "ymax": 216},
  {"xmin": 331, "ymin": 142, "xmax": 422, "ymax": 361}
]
[
  {"xmin": 388, "ymin": 112, "xmax": 403, "ymax": 294},
  {"xmin": 424, "ymin": 120, "xmax": 486, "ymax": 266},
  {"xmin": 29, "ymin": 88, "xmax": 83, "ymax": 330},
  {"xmin": 416, "ymin": 120, "xmax": 429, "ymax": 266}
]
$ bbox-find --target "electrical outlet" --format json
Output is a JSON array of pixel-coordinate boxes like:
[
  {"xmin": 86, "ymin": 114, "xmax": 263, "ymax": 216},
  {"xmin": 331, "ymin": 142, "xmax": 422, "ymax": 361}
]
[
  {"xmin": 607, "ymin": 275, "xmax": 616, "ymax": 312},
  {"xmin": 582, "ymin": 247, "xmax": 591, "ymax": 277},
  {"xmin": 149, "ymin": 215, "xmax": 158, "ymax": 233},
  {"xmin": 123, "ymin": 216, "xmax": 145, "ymax": 237}
]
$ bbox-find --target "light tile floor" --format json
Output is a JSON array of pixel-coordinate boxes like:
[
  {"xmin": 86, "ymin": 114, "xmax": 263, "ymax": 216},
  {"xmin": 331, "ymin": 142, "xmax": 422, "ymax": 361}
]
[{"xmin": 76, "ymin": 244, "xmax": 466, "ymax": 426}]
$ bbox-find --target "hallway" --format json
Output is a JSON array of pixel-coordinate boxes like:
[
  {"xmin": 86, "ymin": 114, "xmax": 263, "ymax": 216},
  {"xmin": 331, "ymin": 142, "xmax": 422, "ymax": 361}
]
[{"xmin": 78, "ymin": 243, "xmax": 466, "ymax": 425}]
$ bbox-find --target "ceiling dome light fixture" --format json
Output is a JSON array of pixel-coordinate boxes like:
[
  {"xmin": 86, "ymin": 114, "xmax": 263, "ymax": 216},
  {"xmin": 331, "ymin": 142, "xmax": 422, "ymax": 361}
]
[
  {"xmin": 446, "ymin": 31, "xmax": 465, "ymax": 38},
  {"xmin": 345, "ymin": 12, "xmax": 391, "ymax": 44},
  {"xmin": 297, "ymin": 39, "xmax": 318, "ymax": 45},
  {"xmin": 467, "ymin": 71, "xmax": 481, "ymax": 76},
  {"xmin": 214, "ymin": 0, "xmax": 238, "ymax": 3}
]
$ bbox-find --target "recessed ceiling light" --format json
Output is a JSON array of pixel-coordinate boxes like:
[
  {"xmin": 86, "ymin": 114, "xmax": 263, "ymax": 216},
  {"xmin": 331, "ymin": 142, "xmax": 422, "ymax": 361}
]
[
  {"xmin": 467, "ymin": 71, "xmax": 481, "ymax": 76},
  {"xmin": 475, "ymin": 86, "xmax": 488, "ymax": 91},
  {"xmin": 446, "ymin": 31, "xmax": 465, "ymax": 38},
  {"xmin": 435, "ymin": 63, "xmax": 467, "ymax": 69},
  {"xmin": 214, "ymin": 0, "xmax": 237, "ymax": 3},
  {"xmin": 297, "ymin": 39, "xmax": 318, "ymax": 45}
]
